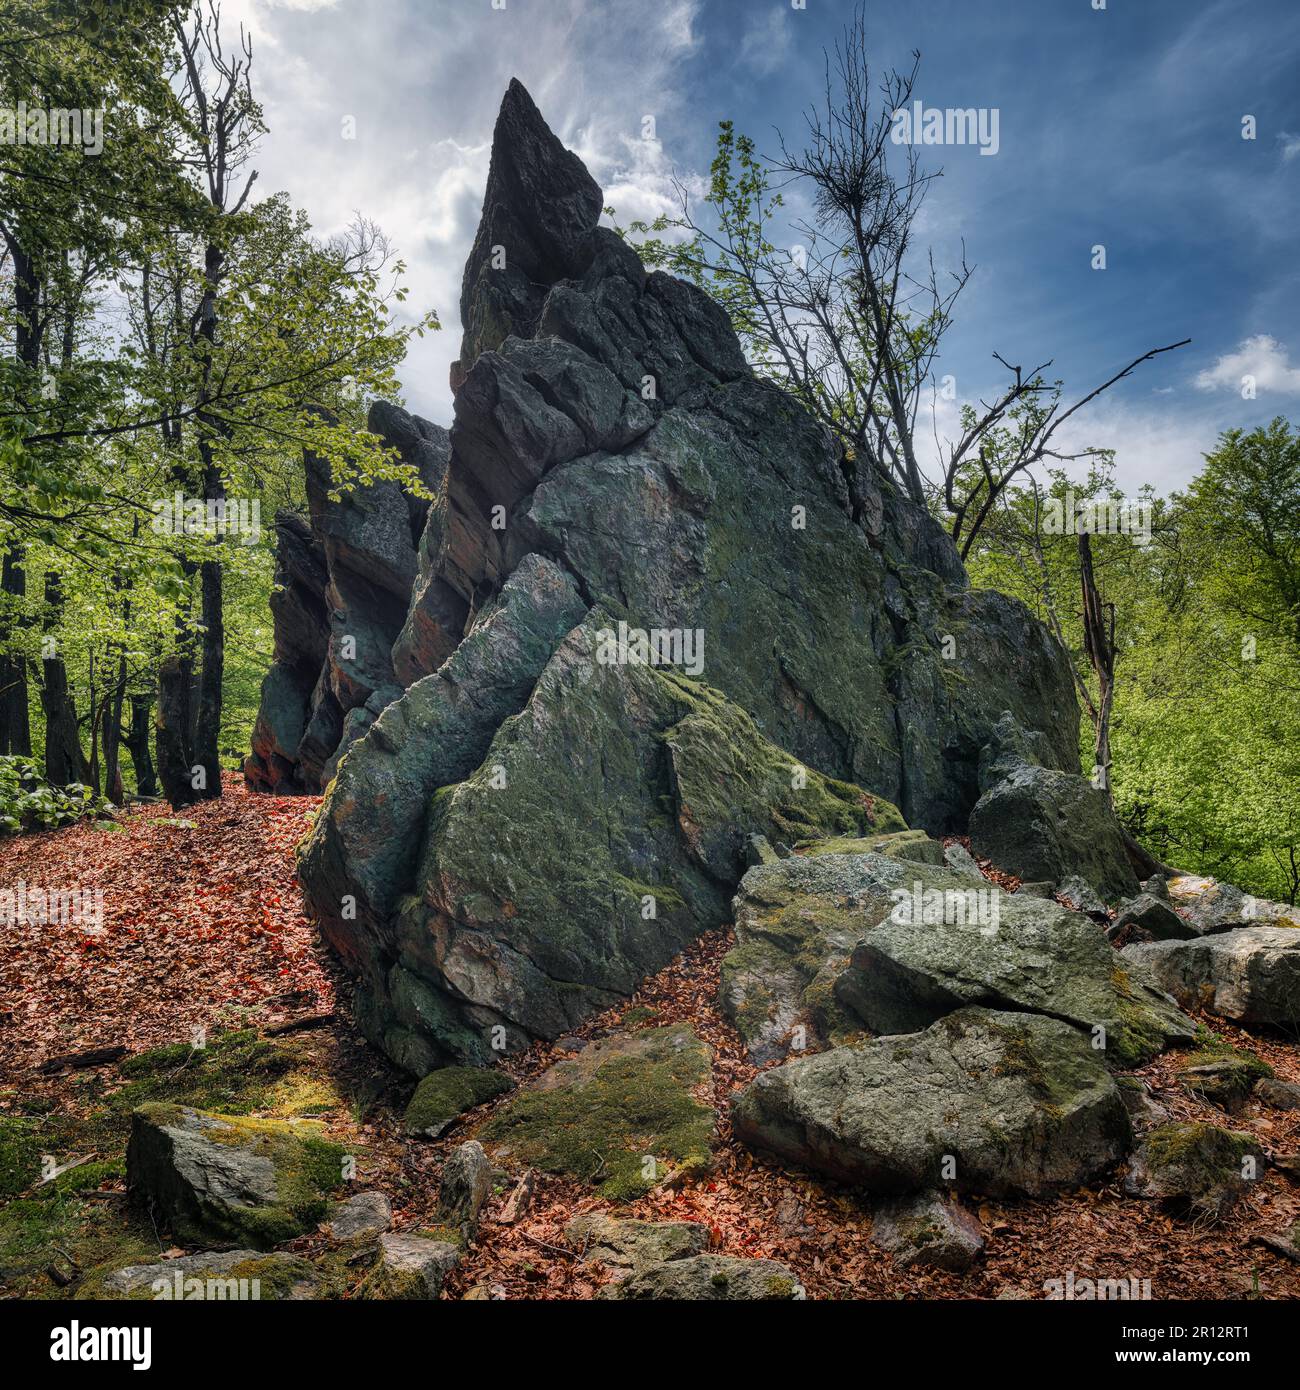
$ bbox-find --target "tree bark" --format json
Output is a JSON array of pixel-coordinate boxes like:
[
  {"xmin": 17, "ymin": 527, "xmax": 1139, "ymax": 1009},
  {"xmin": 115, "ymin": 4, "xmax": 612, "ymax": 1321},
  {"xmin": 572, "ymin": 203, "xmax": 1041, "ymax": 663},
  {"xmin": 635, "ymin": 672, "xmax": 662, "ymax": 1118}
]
[
  {"xmin": 0, "ymin": 548, "xmax": 32, "ymax": 755},
  {"xmin": 123, "ymin": 695, "xmax": 157, "ymax": 797},
  {"xmin": 40, "ymin": 572, "xmax": 86, "ymax": 785},
  {"xmin": 1078, "ymin": 533, "xmax": 1115, "ymax": 804},
  {"xmin": 193, "ymin": 457, "xmax": 225, "ymax": 799}
]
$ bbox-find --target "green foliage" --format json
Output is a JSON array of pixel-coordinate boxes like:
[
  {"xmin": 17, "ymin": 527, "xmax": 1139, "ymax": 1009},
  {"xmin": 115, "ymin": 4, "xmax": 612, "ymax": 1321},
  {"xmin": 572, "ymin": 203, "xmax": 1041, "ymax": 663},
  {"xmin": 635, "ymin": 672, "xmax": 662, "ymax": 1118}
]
[
  {"xmin": 0, "ymin": 754, "xmax": 101, "ymax": 831},
  {"xmin": 968, "ymin": 420, "xmax": 1300, "ymax": 904}
]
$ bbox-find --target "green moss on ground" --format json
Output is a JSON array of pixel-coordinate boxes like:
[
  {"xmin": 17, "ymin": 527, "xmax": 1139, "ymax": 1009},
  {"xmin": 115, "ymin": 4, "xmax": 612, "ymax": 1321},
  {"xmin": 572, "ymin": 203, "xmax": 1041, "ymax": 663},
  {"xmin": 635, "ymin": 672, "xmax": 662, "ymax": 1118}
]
[
  {"xmin": 480, "ymin": 1027, "xmax": 714, "ymax": 1201},
  {"xmin": 0, "ymin": 1030, "xmax": 348, "ymax": 1296}
]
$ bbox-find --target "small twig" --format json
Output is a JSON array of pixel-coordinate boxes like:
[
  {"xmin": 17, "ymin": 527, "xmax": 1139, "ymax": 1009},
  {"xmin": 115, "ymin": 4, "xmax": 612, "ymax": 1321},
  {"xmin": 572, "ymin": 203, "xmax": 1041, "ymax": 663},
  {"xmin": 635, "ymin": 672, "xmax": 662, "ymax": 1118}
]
[{"xmin": 516, "ymin": 1230, "xmax": 577, "ymax": 1261}]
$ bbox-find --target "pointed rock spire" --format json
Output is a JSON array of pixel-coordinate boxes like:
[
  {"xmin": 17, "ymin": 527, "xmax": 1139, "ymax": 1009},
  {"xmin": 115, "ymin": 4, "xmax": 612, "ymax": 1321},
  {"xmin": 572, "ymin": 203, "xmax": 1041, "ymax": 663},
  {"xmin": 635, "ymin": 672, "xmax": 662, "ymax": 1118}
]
[{"xmin": 454, "ymin": 78, "xmax": 603, "ymax": 385}]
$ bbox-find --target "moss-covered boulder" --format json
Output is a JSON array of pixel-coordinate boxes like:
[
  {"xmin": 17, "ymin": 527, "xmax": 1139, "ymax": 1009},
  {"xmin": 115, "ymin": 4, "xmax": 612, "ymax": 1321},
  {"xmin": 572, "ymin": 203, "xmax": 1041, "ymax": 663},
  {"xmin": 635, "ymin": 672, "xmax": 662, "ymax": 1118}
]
[
  {"xmin": 126, "ymin": 1104, "xmax": 347, "ymax": 1249},
  {"xmin": 92, "ymin": 1249, "xmax": 319, "ymax": 1301},
  {"xmin": 601, "ymin": 1254, "xmax": 804, "ymax": 1301},
  {"xmin": 481, "ymin": 1025, "xmax": 714, "ymax": 1200},
  {"xmin": 1175, "ymin": 1044, "xmax": 1272, "ymax": 1112},
  {"xmin": 722, "ymin": 851, "xmax": 1193, "ymax": 1067},
  {"xmin": 1124, "ymin": 926, "xmax": 1300, "ymax": 1026},
  {"xmin": 1124, "ymin": 1123, "xmax": 1263, "ymax": 1221},
  {"xmin": 732, "ymin": 1008, "xmax": 1132, "ymax": 1196},
  {"xmin": 359, "ymin": 616, "xmax": 905, "ymax": 1069},
  {"xmin": 796, "ymin": 827, "xmax": 939, "ymax": 863},
  {"xmin": 566, "ymin": 1213, "xmax": 709, "ymax": 1271},
  {"xmin": 361, "ymin": 1232, "xmax": 460, "ymax": 1300},
  {"xmin": 968, "ymin": 714, "xmax": 1138, "ymax": 902},
  {"xmin": 326, "ymin": 1190, "xmax": 392, "ymax": 1243},
  {"xmin": 436, "ymin": 1140, "xmax": 495, "ymax": 1237},
  {"xmin": 870, "ymin": 1192, "xmax": 985, "ymax": 1272},
  {"xmin": 403, "ymin": 1067, "xmax": 514, "ymax": 1138}
]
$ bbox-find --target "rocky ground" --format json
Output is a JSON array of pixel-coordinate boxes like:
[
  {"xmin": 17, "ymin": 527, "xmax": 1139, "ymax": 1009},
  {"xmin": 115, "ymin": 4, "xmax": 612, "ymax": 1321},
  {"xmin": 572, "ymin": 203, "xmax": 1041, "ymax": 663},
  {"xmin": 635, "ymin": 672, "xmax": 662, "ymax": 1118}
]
[{"xmin": 2, "ymin": 778, "xmax": 1299, "ymax": 1301}]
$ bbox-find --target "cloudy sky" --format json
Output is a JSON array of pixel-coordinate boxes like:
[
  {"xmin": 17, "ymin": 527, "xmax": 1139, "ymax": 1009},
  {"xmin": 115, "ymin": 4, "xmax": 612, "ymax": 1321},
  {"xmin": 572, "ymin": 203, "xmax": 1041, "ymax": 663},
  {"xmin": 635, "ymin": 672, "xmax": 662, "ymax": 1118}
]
[{"xmin": 222, "ymin": 0, "xmax": 1300, "ymax": 495}]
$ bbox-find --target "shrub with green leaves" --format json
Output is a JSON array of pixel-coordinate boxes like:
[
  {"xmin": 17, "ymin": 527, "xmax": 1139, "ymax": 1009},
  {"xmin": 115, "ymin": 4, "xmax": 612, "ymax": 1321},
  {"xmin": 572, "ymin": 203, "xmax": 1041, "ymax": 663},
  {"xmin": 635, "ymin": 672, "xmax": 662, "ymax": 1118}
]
[{"xmin": 0, "ymin": 755, "xmax": 102, "ymax": 834}]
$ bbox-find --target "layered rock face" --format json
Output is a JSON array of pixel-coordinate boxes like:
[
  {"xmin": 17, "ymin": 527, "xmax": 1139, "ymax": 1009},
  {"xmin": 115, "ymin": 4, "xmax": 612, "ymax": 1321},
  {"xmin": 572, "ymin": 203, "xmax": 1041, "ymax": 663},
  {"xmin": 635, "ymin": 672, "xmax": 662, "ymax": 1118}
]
[
  {"xmin": 295, "ymin": 79, "xmax": 1085, "ymax": 1074},
  {"xmin": 244, "ymin": 401, "xmax": 450, "ymax": 793}
]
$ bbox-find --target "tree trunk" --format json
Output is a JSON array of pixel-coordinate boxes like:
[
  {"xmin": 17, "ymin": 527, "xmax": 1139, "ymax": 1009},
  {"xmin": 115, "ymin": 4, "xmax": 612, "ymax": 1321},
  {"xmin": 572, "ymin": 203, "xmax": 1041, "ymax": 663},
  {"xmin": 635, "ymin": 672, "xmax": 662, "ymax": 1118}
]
[
  {"xmin": 123, "ymin": 695, "xmax": 157, "ymax": 797},
  {"xmin": 193, "ymin": 459, "xmax": 225, "ymax": 799},
  {"xmin": 1, "ymin": 237, "xmax": 42, "ymax": 754},
  {"xmin": 156, "ymin": 651, "xmax": 198, "ymax": 806},
  {"xmin": 1078, "ymin": 533, "xmax": 1115, "ymax": 804},
  {"xmin": 40, "ymin": 572, "xmax": 86, "ymax": 785},
  {"xmin": 0, "ymin": 548, "xmax": 32, "ymax": 755}
]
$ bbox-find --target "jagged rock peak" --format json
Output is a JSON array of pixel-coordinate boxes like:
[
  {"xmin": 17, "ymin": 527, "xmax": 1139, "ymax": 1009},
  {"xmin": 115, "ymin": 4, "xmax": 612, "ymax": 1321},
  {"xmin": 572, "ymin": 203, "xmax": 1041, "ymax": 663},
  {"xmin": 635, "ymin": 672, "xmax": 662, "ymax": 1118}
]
[{"xmin": 454, "ymin": 77, "xmax": 605, "ymax": 383}]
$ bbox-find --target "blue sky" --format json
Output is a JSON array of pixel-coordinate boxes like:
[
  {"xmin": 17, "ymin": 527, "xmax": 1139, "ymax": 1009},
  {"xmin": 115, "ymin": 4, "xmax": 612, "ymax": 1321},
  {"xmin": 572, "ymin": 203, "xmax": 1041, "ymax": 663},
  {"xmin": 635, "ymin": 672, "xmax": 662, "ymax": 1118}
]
[{"xmin": 225, "ymin": 0, "xmax": 1300, "ymax": 494}]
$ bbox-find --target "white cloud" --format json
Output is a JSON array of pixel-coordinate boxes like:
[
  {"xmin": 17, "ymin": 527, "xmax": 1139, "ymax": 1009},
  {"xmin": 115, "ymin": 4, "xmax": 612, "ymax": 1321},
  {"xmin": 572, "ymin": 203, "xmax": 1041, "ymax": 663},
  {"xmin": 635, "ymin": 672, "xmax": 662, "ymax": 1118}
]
[
  {"xmin": 219, "ymin": 0, "xmax": 708, "ymax": 424},
  {"xmin": 1278, "ymin": 131, "xmax": 1300, "ymax": 162},
  {"xmin": 1194, "ymin": 335, "xmax": 1300, "ymax": 396},
  {"xmin": 739, "ymin": 7, "xmax": 791, "ymax": 77}
]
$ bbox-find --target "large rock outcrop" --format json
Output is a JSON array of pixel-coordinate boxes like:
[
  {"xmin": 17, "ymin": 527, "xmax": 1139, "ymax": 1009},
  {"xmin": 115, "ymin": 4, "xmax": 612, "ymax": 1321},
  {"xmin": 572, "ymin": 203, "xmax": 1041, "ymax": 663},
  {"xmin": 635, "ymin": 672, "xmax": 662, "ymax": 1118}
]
[
  {"xmin": 294, "ymin": 79, "xmax": 1087, "ymax": 1072},
  {"xmin": 244, "ymin": 400, "xmax": 450, "ymax": 793}
]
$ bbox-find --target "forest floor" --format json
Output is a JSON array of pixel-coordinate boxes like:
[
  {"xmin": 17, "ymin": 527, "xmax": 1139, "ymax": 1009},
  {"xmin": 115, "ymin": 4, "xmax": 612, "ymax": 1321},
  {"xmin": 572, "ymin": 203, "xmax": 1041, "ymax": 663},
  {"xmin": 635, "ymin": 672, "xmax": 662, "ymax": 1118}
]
[{"xmin": 2, "ymin": 776, "xmax": 1300, "ymax": 1300}]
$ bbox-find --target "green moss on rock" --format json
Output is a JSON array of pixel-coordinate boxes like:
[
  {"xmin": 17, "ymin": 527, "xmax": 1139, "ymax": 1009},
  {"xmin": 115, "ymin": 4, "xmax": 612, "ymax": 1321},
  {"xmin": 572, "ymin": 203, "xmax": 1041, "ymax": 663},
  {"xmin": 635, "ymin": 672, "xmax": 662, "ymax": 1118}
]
[
  {"xmin": 402, "ymin": 1066, "xmax": 515, "ymax": 1138},
  {"xmin": 480, "ymin": 1025, "xmax": 714, "ymax": 1200},
  {"xmin": 127, "ymin": 1104, "xmax": 349, "ymax": 1249}
]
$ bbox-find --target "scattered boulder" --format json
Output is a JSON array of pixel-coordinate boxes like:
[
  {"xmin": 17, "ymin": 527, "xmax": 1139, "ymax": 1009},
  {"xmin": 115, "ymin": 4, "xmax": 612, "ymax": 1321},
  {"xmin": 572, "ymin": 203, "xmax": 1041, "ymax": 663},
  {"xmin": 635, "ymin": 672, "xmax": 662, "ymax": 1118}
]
[
  {"xmin": 480, "ymin": 1025, "xmax": 714, "ymax": 1200},
  {"xmin": 720, "ymin": 854, "xmax": 874, "ymax": 1063},
  {"xmin": 1123, "ymin": 927, "xmax": 1300, "ymax": 1026},
  {"xmin": 836, "ymin": 855, "xmax": 1189, "ymax": 1066},
  {"xmin": 126, "ymin": 1104, "xmax": 346, "ymax": 1249},
  {"xmin": 436, "ymin": 1141, "xmax": 495, "ymax": 1236},
  {"xmin": 1255, "ymin": 1076, "xmax": 1300, "ymax": 1111},
  {"xmin": 968, "ymin": 714, "xmax": 1138, "ymax": 902},
  {"xmin": 1116, "ymin": 1075, "xmax": 1169, "ymax": 1131},
  {"xmin": 326, "ymin": 1190, "xmax": 392, "ymax": 1243},
  {"xmin": 1254, "ymin": 1221, "xmax": 1300, "ymax": 1265},
  {"xmin": 1107, "ymin": 892, "xmax": 1194, "ymax": 944},
  {"xmin": 403, "ymin": 1066, "xmax": 515, "ymax": 1139},
  {"xmin": 94, "ymin": 1249, "xmax": 318, "ymax": 1301},
  {"xmin": 1175, "ymin": 1045, "xmax": 1272, "ymax": 1112},
  {"xmin": 566, "ymin": 1213, "xmax": 708, "ymax": 1270},
  {"xmin": 870, "ymin": 1192, "xmax": 984, "ymax": 1271},
  {"xmin": 731, "ymin": 1008, "xmax": 1132, "ymax": 1196},
  {"xmin": 942, "ymin": 841, "xmax": 985, "ymax": 880},
  {"xmin": 364, "ymin": 1232, "xmax": 461, "ymax": 1300},
  {"xmin": 1057, "ymin": 874, "xmax": 1109, "ymax": 917},
  {"xmin": 1164, "ymin": 875, "xmax": 1252, "ymax": 935},
  {"xmin": 602, "ymin": 1254, "xmax": 804, "ymax": 1301},
  {"xmin": 1124, "ymin": 1122, "xmax": 1263, "ymax": 1221},
  {"xmin": 723, "ymin": 852, "xmax": 1191, "ymax": 1067}
]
